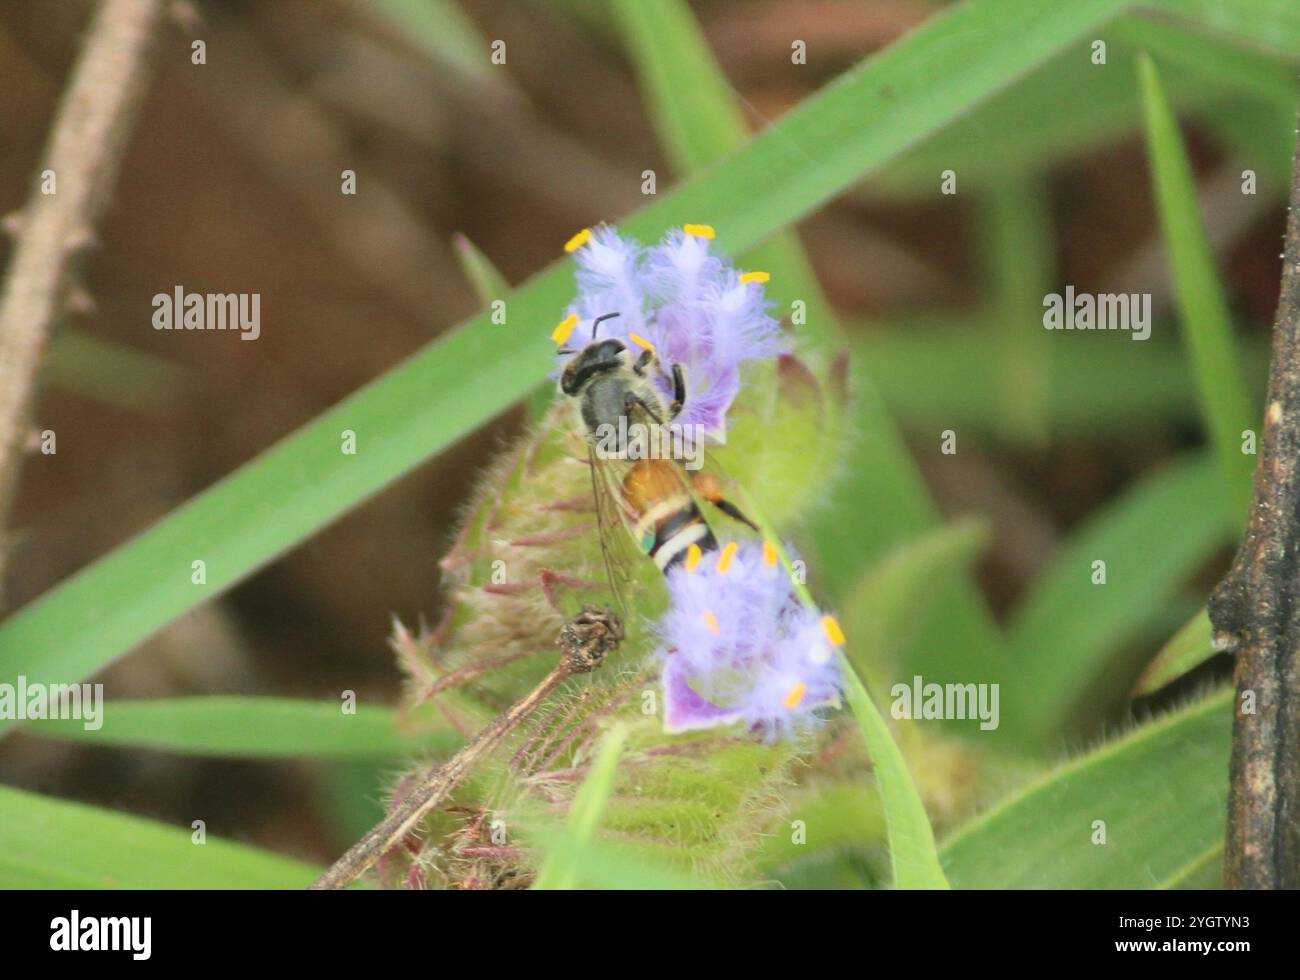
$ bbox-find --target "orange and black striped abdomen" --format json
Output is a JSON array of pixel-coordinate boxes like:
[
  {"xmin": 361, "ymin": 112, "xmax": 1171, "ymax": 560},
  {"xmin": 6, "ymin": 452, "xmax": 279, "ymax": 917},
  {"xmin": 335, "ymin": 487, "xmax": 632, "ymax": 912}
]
[{"xmin": 621, "ymin": 459, "xmax": 717, "ymax": 572}]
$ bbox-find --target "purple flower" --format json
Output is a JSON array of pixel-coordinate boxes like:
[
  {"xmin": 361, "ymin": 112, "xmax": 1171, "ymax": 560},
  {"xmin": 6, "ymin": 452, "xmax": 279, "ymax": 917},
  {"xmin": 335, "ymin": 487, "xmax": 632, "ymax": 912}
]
[
  {"xmin": 555, "ymin": 225, "xmax": 786, "ymax": 440},
  {"xmin": 655, "ymin": 541, "xmax": 844, "ymax": 741}
]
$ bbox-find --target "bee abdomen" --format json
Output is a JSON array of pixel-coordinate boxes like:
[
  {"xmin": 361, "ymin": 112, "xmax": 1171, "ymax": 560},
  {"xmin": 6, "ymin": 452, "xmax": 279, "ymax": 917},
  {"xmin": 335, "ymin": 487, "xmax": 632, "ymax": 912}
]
[{"xmin": 651, "ymin": 505, "xmax": 717, "ymax": 573}]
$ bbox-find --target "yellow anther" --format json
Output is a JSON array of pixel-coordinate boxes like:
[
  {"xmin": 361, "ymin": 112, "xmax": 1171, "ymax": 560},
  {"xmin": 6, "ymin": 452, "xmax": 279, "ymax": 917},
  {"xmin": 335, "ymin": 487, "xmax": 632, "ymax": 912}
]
[
  {"xmin": 783, "ymin": 682, "xmax": 808, "ymax": 709},
  {"xmin": 564, "ymin": 228, "xmax": 593, "ymax": 252},
  {"xmin": 762, "ymin": 540, "xmax": 779, "ymax": 568},
  {"xmin": 703, "ymin": 610, "xmax": 721, "ymax": 636},
  {"xmin": 629, "ymin": 332, "xmax": 656, "ymax": 352},
  {"xmin": 685, "ymin": 543, "xmax": 704, "ymax": 572},
  {"xmin": 717, "ymin": 541, "xmax": 739, "ymax": 574},
  {"xmin": 551, "ymin": 313, "xmax": 579, "ymax": 345},
  {"xmin": 740, "ymin": 271, "xmax": 771, "ymax": 284},
  {"xmin": 821, "ymin": 615, "xmax": 846, "ymax": 647},
  {"xmin": 683, "ymin": 223, "xmax": 715, "ymax": 239}
]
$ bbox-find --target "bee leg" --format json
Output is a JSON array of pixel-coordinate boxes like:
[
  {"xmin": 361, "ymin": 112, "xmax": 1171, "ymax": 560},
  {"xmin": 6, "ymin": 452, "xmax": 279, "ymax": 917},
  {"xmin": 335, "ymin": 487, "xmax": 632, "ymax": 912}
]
[
  {"xmin": 632, "ymin": 347, "xmax": 656, "ymax": 377},
  {"xmin": 668, "ymin": 363, "xmax": 686, "ymax": 420},
  {"xmin": 692, "ymin": 471, "xmax": 760, "ymax": 531},
  {"xmin": 624, "ymin": 391, "xmax": 665, "ymax": 425}
]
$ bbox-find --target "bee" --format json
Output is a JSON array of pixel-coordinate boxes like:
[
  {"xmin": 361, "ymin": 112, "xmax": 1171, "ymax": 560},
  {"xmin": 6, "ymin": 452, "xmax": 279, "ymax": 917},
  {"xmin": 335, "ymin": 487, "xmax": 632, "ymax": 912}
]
[{"xmin": 558, "ymin": 312, "xmax": 757, "ymax": 611}]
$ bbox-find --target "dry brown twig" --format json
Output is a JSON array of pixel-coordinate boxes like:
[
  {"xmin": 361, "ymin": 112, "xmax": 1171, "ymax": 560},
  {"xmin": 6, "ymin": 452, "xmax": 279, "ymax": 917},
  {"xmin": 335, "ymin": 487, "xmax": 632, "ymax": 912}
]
[
  {"xmin": 311, "ymin": 605, "xmax": 623, "ymax": 891},
  {"xmin": 1209, "ymin": 129, "xmax": 1300, "ymax": 890},
  {"xmin": 0, "ymin": 0, "xmax": 163, "ymax": 589}
]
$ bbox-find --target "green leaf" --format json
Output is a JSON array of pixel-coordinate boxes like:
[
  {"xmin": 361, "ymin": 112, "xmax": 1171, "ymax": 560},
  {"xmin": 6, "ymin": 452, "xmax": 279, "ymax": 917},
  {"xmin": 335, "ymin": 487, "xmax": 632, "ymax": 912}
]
[
  {"xmin": 532, "ymin": 723, "xmax": 628, "ymax": 890},
  {"xmin": 941, "ymin": 688, "xmax": 1231, "ymax": 888},
  {"xmin": 0, "ymin": 783, "xmax": 320, "ymax": 888},
  {"xmin": 842, "ymin": 519, "xmax": 990, "ymax": 696},
  {"xmin": 1004, "ymin": 455, "xmax": 1234, "ymax": 745},
  {"xmin": 1133, "ymin": 609, "xmax": 1215, "ymax": 696},
  {"xmin": 1139, "ymin": 53, "xmax": 1256, "ymax": 519},
  {"xmin": 21, "ymin": 696, "xmax": 459, "ymax": 759},
  {"xmin": 0, "ymin": 0, "xmax": 1134, "ymax": 738}
]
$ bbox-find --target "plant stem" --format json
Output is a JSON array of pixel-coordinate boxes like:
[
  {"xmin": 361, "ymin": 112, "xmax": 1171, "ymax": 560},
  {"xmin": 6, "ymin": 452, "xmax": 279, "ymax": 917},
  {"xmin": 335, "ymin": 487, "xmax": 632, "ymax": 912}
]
[
  {"xmin": 1208, "ymin": 124, "xmax": 1300, "ymax": 889},
  {"xmin": 311, "ymin": 661, "xmax": 573, "ymax": 890},
  {"xmin": 0, "ymin": 0, "xmax": 163, "ymax": 590}
]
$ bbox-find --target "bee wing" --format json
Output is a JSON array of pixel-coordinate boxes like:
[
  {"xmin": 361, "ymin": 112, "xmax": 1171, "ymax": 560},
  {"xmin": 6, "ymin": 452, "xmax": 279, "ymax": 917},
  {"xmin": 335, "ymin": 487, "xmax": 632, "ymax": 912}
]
[{"xmin": 586, "ymin": 447, "xmax": 643, "ymax": 617}]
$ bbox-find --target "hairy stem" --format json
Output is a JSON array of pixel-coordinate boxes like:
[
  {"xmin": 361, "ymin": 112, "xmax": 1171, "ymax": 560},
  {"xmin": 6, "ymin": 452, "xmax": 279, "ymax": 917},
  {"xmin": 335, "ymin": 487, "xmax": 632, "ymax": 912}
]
[{"xmin": 311, "ymin": 662, "xmax": 572, "ymax": 890}]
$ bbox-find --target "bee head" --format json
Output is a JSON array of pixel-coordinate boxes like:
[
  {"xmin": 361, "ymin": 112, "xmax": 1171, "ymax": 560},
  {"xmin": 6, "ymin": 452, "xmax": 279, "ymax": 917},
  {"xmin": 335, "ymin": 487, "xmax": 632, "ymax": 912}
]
[
  {"xmin": 560, "ymin": 337, "xmax": 627, "ymax": 396},
  {"xmin": 559, "ymin": 312, "xmax": 626, "ymax": 396}
]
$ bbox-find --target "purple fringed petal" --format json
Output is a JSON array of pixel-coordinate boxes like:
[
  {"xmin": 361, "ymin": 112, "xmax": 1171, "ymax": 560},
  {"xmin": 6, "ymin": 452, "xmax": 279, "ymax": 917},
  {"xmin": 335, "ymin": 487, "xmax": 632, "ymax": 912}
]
[
  {"xmin": 662, "ymin": 657, "xmax": 747, "ymax": 733},
  {"xmin": 555, "ymin": 225, "xmax": 786, "ymax": 435},
  {"xmin": 654, "ymin": 541, "xmax": 844, "ymax": 740}
]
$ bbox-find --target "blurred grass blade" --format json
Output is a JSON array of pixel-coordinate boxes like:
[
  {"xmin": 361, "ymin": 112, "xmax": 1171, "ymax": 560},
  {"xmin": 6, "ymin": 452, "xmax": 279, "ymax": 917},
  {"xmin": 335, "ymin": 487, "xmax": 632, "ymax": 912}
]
[
  {"xmin": 22, "ymin": 696, "xmax": 460, "ymax": 759},
  {"xmin": 872, "ymin": 38, "xmax": 1223, "ymax": 199},
  {"xmin": 374, "ymin": 0, "xmax": 500, "ymax": 86},
  {"xmin": 0, "ymin": 0, "xmax": 1133, "ymax": 736},
  {"xmin": 1139, "ymin": 54, "xmax": 1256, "ymax": 518},
  {"xmin": 532, "ymin": 723, "xmax": 628, "ymax": 890},
  {"xmin": 451, "ymin": 232, "xmax": 510, "ymax": 306},
  {"xmin": 941, "ymin": 688, "xmax": 1231, "ymax": 887},
  {"xmin": 1133, "ymin": 608, "xmax": 1216, "ymax": 696},
  {"xmin": 854, "ymin": 318, "xmax": 1268, "ymax": 441},
  {"xmin": 841, "ymin": 667, "xmax": 949, "ymax": 889},
  {"xmin": 1116, "ymin": 15, "xmax": 1300, "ymax": 105},
  {"xmin": 979, "ymin": 175, "xmax": 1054, "ymax": 444},
  {"xmin": 1142, "ymin": 0, "xmax": 1300, "ymax": 59},
  {"xmin": 0, "ymin": 784, "xmax": 320, "ymax": 888},
  {"xmin": 450, "ymin": 232, "xmax": 553, "ymax": 419},
  {"xmin": 1004, "ymin": 455, "xmax": 1234, "ymax": 745},
  {"xmin": 46, "ymin": 331, "xmax": 188, "ymax": 415}
]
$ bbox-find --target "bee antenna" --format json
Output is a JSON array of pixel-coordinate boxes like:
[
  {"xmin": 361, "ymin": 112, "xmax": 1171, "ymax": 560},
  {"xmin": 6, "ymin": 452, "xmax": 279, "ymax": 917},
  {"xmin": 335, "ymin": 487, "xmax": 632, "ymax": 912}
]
[
  {"xmin": 591, "ymin": 312, "xmax": 620, "ymax": 339},
  {"xmin": 556, "ymin": 347, "xmax": 574, "ymax": 355}
]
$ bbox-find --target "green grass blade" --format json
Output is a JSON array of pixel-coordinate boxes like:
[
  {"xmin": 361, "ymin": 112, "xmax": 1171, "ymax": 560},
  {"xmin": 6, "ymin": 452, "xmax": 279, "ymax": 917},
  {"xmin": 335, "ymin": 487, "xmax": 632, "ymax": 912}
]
[
  {"xmin": 941, "ymin": 688, "xmax": 1231, "ymax": 888},
  {"xmin": 0, "ymin": 0, "xmax": 1133, "ymax": 737},
  {"xmin": 1139, "ymin": 54, "xmax": 1256, "ymax": 519},
  {"xmin": 21, "ymin": 696, "xmax": 459, "ymax": 759},
  {"xmin": 1133, "ymin": 609, "xmax": 1215, "ymax": 696},
  {"xmin": 1004, "ymin": 455, "xmax": 1234, "ymax": 745},
  {"xmin": 873, "ymin": 37, "xmax": 1223, "ymax": 199},
  {"xmin": 842, "ymin": 667, "xmax": 949, "ymax": 889},
  {"xmin": 0, "ymin": 783, "xmax": 320, "ymax": 888},
  {"xmin": 532, "ymin": 723, "xmax": 628, "ymax": 890},
  {"xmin": 854, "ymin": 318, "xmax": 1268, "ymax": 442},
  {"xmin": 1142, "ymin": 0, "xmax": 1300, "ymax": 59}
]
